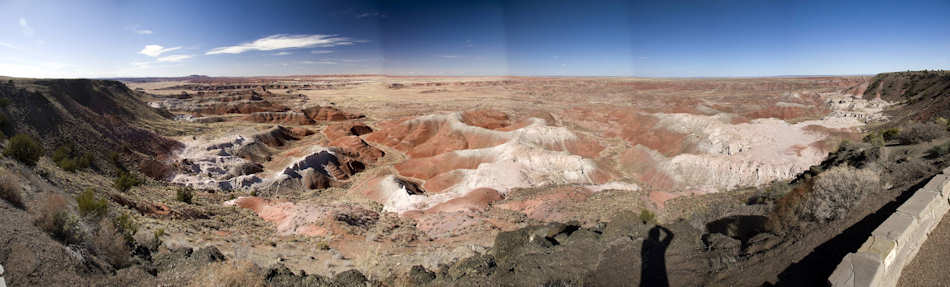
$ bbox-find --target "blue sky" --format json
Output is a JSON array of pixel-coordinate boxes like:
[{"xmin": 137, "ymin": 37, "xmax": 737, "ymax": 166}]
[{"xmin": 0, "ymin": 0, "xmax": 948, "ymax": 78}]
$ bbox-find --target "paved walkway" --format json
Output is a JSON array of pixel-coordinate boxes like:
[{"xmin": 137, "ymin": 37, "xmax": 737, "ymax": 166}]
[{"xmin": 898, "ymin": 211, "xmax": 950, "ymax": 286}]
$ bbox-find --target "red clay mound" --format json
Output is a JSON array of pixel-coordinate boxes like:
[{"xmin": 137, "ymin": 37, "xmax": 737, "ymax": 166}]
[
  {"xmin": 567, "ymin": 106, "xmax": 689, "ymax": 157},
  {"xmin": 323, "ymin": 122, "xmax": 374, "ymax": 141},
  {"xmin": 328, "ymin": 135, "xmax": 385, "ymax": 163},
  {"xmin": 460, "ymin": 109, "xmax": 511, "ymax": 129},
  {"xmin": 394, "ymin": 152, "xmax": 495, "ymax": 180},
  {"xmin": 365, "ymin": 115, "xmax": 508, "ymax": 158},
  {"xmin": 301, "ymin": 106, "xmax": 363, "ymax": 122}
]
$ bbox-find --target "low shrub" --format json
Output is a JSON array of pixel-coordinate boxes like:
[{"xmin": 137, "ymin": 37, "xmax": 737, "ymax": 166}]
[
  {"xmin": 114, "ymin": 171, "xmax": 142, "ymax": 192},
  {"xmin": 52, "ymin": 145, "xmax": 92, "ymax": 172},
  {"xmin": 863, "ymin": 132, "xmax": 885, "ymax": 147},
  {"xmin": 0, "ymin": 171, "xmax": 25, "ymax": 209},
  {"xmin": 4, "ymin": 134, "xmax": 43, "ymax": 166},
  {"xmin": 0, "ymin": 114, "xmax": 10, "ymax": 139},
  {"xmin": 798, "ymin": 166, "xmax": 881, "ymax": 222},
  {"xmin": 93, "ymin": 218, "xmax": 132, "ymax": 268},
  {"xmin": 114, "ymin": 213, "xmax": 138, "ymax": 243},
  {"xmin": 927, "ymin": 141, "xmax": 950, "ymax": 158},
  {"xmin": 896, "ymin": 122, "xmax": 948, "ymax": 145},
  {"xmin": 176, "ymin": 188, "xmax": 194, "ymax": 204},
  {"xmin": 639, "ymin": 208, "xmax": 656, "ymax": 224},
  {"xmin": 882, "ymin": 128, "xmax": 901, "ymax": 141},
  {"xmin": 35, "ymin": 194, "xmax": 85, "ymax": 245},
  {"xmin": 76, "ymin": 188, "xmax": 108, "ymax": 218}
]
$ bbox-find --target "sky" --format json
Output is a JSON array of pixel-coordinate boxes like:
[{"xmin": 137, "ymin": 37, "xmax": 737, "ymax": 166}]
[{"xmin": 0, "ymin": 0, "xmax": 948, "ymax": 78}]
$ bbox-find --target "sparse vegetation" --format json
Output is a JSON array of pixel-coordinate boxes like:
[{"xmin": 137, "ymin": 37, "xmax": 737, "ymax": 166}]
[
  {"xmin": 114, "ymin": 212, "xmax": 139, "ymax": 243},
  {"xmin": 4, "ymin": 133, "xmax": 44, "ymax": 166},
  {"xmin": 114, "ymin": 171, "xmax": 142, "ymax": 192},
  {"xmin": 0, "ymin": 97, "xmax": 10, "ymax": 108},
  {"xmin": 35, "ymin": 194, "xmax": 85, "ymax": 245},
  {"xmin": 863, "ymin": 132, "xmax": 885, "ymax": 147},
  {"xmin": 882, "ymin": 128, "xmax": 900, "ymax": 141},
  {"xmin": 896, "ymin": 122, "xmax": 948, "ymax": 145},
  {"xmin": 798, "ymin": 165, "xmax": 881, "ymax": 222},
  {"xmin": 639, "ymin": 208, "xmax": 656, "ymax": 224},
  {"xmin": 109, "ymin": 151, "xmax": 123, "ymax": 170},
  {"xmin": 0, "ymin": 114, "xmax": 10, "ymax": 139},
  {"xmin": 76, "ymin": 188, "xmax": 109, "ymax": 218},
  {"xmin": 93, "ymin": 218, "xmax": 132, "ymax": 268},
  {"xmin": 0, "ymin": 171, "xmax": 25, "ymax": 209},
  {"xmin": 927, "ymin": 141, "xmax": 950, "ymax": 158},
  {"xmin": 52, "ymin": 145, "xmax": 93, "ymax": 172},
  {"xmin": 316, "ymin": 240, "xmax": 331, "ymax": 251},
  {"xmin": 176, "ymin": 187, "xmax": 194, "ymax": 204}
]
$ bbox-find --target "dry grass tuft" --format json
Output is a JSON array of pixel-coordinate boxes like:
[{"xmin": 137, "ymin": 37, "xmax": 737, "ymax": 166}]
[
  {"xmin": 34, "ymin": 193, "xmax": 85, "ymax": 245},
  {"xmin": 0, "ymin": 170, "xmax": 25, "ymax": 209},
  {"xmin": 93, "ymin": 218, "xmax": 132, "ymax": 268}
]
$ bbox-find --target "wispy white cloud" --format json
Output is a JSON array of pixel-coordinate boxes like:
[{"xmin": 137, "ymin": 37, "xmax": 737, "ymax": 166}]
[
  {"xmin": 356, "ymin": 12, "xmax": 385, "ymax": 19},
  {"xmin": 311, "ymin": 50, "xmax": 334, "ymax": 54},
  {"xmin": 0, "ymin": 42, "xmax": 17, "ymax": 50},
  {"xmin": 139, "ymin": 45, "xmax": 182, "ymax": 57},
  {"xmin": 301, "ymin": 60, "xmax": 337, "ymax": 65},
  {"xmin": 19, "ymin": 18, "xmax": 34, "ymax": 37},
  {"xmin": 438, "ymin": 55, "xmax": 460, "ymax": 58},
  {"xmin": 156, "ymin": 54, "xmax": 193, "ymax": 62},
  {"xmin": 271, "ymin": 51, "xmax": 292, "ymax": 56},
  {"xmin": 206, "ymin": 34, "xmax": 361, "ymax": 55},
  {"xmin": 125, "ymin": 25, "xmax": 153, "ymax": 35}
]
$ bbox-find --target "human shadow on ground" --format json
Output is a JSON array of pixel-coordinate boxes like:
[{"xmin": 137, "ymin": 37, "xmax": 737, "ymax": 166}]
[{"xmin": 641, "ymin": 225, "xmax": 673, "ymax": 287}]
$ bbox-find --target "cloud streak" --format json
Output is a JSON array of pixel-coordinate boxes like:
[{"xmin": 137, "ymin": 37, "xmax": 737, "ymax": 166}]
[
  {"xmin": 157, "ymin": 54, "xmax": 193, "ymax": 62},
  {"xmin": 206, "ymin": 34, "xmax": 360, "ymax": 55},
  {"xmin": 135, "ymin": 29, "xmax": 153, "ymax": 35},
  {"xmin": 301, "ymin": 60, "xmax": 337, "ymax": 65},
  {"xmin": 139, "ymin": 45, "xmax": 182, "ymax": 57},
  {"xmin": 19, "ymin": 18, "xmax": 34, "ymax": 37}
]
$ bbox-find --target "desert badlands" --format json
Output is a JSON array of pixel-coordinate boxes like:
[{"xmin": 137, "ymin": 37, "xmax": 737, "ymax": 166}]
[
  {"xmin": 3, "ymin": 0, "xmax": 950, "ymax": 286},
  {"xmin": 4, "ymin": 71, "xmax": 950, "ymax": 286}
]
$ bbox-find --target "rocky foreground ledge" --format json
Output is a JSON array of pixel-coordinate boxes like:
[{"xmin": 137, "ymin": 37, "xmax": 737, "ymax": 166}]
[{"xmin": 829, "ymin": 167, "xmax": 950, "ymax": 287}]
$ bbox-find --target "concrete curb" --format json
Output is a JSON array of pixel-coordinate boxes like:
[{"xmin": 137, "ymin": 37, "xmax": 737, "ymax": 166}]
[{"xmin": 828, "ymin": 169, "xmax": 950, "ymax": 287}]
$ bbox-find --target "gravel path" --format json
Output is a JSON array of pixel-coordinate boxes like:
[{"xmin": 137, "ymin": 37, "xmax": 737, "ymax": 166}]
[{"xmin": 898, "ymin": 211, "xmax": 950, "ymax": 286}]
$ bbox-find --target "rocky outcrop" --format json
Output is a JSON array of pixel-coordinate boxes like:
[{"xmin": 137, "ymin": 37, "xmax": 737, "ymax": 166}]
[
  {"xmin": 171, "ymin": 126, "xmax": 300, "ymax": 190},
  {"xmin": 425, "ymin": 212, "xmax": 708, "ymax": 286}
]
